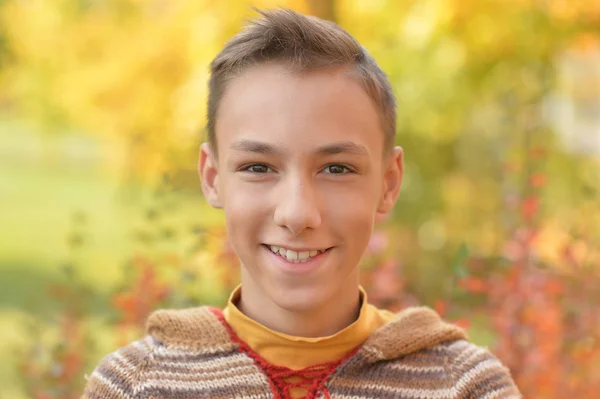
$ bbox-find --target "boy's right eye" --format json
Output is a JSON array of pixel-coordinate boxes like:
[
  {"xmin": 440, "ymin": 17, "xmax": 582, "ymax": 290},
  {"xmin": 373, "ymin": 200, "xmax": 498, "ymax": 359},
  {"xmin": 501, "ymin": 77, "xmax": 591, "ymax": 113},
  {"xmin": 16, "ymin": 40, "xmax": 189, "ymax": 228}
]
[{"xmin": 242, "ymin": 164, "xmax": 272, "ymax": 174}]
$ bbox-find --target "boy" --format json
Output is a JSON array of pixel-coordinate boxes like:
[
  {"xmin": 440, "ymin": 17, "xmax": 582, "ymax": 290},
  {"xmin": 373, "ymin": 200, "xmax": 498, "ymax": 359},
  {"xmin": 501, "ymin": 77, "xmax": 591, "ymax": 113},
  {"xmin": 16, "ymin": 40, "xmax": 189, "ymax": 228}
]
[{"xmin": 83, "ymin": 8, "xmax": 521, "ymax": 399}]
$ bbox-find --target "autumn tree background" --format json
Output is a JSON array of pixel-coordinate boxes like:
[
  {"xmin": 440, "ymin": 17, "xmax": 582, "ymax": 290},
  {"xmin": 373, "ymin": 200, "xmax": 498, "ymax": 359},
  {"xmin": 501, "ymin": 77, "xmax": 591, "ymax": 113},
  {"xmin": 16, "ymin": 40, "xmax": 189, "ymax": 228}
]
[{"xmin": 1, "ymin": 0, "xmax": 599, "ymax": 398}]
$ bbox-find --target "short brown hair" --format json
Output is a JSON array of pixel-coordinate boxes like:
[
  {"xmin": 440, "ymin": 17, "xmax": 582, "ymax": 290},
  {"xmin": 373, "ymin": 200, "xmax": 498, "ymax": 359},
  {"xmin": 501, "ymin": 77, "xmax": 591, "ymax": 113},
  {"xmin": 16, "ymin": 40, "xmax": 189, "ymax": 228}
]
[{"xmin": 207, "ymin": 8, "xmax": 396, "ymax": 156}]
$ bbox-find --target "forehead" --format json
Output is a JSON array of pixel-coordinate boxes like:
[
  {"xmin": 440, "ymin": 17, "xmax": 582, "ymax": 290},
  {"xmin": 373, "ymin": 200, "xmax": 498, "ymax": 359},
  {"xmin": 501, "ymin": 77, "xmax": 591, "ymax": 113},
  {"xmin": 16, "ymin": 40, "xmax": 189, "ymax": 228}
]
[{"xmin": 215, "ymin": 62, "xmax": 384, "ymax": 158}]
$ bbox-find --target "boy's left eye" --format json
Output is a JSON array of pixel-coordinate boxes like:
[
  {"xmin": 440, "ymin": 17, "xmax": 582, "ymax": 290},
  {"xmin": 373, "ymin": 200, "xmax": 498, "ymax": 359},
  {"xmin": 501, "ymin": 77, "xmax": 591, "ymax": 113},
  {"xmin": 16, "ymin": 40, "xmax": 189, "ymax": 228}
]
[{"xmin": 323, "ymin": 164, "xmax": 352, "ymax": 175}]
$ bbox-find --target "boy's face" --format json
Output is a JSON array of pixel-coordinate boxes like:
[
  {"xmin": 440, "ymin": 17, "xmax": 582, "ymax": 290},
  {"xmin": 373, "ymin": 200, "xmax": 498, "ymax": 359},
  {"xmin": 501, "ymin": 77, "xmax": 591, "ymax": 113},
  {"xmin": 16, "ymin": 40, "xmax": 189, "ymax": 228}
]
[{"xmin": 200, "ymin": 62, "xmax": 403, "ymax": 313}]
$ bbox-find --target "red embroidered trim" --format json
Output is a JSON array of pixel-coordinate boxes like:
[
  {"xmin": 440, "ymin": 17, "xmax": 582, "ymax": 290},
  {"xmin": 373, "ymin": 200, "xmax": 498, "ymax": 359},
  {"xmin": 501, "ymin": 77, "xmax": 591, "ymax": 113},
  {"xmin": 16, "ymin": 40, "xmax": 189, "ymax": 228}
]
[{"xmin": 210, "ymin": 307, "xmax": 360, "ymax": 399}]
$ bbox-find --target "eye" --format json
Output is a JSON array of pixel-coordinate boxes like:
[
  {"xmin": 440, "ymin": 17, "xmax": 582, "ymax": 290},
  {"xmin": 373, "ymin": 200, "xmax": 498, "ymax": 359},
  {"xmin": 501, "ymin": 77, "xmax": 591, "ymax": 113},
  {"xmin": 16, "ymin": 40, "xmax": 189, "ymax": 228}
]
[
  {"xmin": 242, "ymin": 164, "xmax": 272, "ymax": 174},
  {"xmin": 323, "ymin": 164, "xmax": 352, "ymax": 175}
]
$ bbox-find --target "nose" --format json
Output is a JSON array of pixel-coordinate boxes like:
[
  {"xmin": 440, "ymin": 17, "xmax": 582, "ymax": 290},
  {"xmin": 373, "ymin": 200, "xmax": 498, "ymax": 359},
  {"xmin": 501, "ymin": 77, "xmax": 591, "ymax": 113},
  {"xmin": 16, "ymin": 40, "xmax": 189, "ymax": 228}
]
[{"xmin": 273, "ymin": 173, "xmax": 322, "ymax": 236}]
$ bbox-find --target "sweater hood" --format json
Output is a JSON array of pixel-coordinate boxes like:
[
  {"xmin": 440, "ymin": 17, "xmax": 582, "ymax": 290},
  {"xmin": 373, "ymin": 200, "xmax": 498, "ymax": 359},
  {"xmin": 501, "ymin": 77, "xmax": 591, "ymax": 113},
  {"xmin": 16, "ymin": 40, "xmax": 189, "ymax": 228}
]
[
  {"xmin": 356, "ymin": 306, "xmax": 467, "ymax": 362},
  {"xmin": 146, "ymin": 305, "xmax": 467, "ymax": 363}
]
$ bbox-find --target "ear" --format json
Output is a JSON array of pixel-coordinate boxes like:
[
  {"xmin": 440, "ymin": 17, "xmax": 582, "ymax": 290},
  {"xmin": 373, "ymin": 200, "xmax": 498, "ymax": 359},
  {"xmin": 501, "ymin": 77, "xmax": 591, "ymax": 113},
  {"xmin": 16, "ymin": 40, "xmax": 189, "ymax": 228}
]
[
  {"xmin": 198, "ymin": 142, "xmax": 223, "ymax": 209},
  {"xmin": 376, "ymin": 146, "xmax": 403, "ymax": 223}
]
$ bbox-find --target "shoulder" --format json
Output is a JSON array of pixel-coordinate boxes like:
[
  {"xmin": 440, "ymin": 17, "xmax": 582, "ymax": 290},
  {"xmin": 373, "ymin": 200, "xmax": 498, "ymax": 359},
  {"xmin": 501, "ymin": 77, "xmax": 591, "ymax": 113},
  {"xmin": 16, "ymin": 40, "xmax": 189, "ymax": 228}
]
[
  {"xmin": 83, "ymin": 305, "xmax": 233, "ymax": 398},
  {"xmin": 82, "ymin": 335, "xmax": 158, "ymax": 399},
  {"xmin": 366, "ymin": 305, "xmax": 520, "ymax": 397},
  {"xmin": 436, "ymin": 339, "xmax": 522, "ymax": 399},
  {"xmin": 369, "ymin": 339, "xmax": 522, "ymax": 398},
  {"xmin": 332, "ymin": 338, "xmax": 521, "ymax": 399}
]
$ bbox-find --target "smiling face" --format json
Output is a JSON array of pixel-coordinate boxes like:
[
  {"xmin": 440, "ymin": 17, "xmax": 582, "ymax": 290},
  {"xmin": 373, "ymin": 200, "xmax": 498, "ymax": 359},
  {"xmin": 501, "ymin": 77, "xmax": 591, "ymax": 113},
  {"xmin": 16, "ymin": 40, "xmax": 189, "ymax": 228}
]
[{"xmin": 200, "ymin": 62, "xmax": 403, "ymax": 316}]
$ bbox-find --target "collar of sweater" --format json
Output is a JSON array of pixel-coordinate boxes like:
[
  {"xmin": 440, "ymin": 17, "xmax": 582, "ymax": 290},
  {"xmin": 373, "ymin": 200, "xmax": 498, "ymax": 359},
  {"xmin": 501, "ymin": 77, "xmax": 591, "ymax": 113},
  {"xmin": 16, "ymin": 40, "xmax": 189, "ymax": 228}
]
[
  {"xmin": 146, "ymin": 300, "xmax": 467, "ymax": 364},
  {"xmin": 220, "ymin": 285, "xmax": 395, "ymax": 369}
]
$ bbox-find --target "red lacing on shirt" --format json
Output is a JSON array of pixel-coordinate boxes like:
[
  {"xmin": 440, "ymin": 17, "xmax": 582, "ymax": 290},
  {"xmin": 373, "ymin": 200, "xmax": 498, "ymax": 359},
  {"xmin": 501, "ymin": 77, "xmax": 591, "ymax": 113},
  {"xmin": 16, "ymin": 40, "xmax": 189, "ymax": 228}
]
[{"xmin": 210, "ymin": 307, "xmax": 360, "ymax": 399}]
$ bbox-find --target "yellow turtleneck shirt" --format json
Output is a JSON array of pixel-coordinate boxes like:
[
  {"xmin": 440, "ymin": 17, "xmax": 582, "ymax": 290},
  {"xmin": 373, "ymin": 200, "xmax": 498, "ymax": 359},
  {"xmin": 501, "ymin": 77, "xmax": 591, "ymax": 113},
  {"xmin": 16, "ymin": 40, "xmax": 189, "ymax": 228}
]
[{"xmin": 222, "ymin": 285, "xmax": 396, "ymax": 371}]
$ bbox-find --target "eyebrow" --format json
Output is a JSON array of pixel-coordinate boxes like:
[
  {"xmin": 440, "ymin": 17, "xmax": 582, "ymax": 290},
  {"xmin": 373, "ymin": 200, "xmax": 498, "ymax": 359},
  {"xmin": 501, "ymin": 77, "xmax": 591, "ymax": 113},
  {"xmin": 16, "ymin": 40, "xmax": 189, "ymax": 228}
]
[{"xmin": 229, "ymin": 139, "xmax": 369, "ymax": 157}]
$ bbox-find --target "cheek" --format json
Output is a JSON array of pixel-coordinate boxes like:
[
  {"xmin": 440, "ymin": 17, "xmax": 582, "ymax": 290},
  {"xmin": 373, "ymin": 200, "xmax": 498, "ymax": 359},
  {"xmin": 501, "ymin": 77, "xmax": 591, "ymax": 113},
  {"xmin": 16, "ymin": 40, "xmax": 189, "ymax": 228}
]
[
  {"xmin": 223, "ymin": 182, "xmax": 270, "ymax": 240},
  {"xmin": 325, "ymin": 190, "xmax": 376, "ymax": 247}
]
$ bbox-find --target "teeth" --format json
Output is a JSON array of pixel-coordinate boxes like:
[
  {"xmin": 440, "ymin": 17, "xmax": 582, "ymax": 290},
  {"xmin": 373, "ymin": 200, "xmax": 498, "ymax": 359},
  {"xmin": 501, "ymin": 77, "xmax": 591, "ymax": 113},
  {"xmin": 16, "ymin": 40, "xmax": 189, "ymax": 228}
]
[
  {"xmin": 286, "ymin": 250, "xmax": 298, "ymax": 260},
  {"xmin": 268, "ymin": 245, "xmax": 325, "ymax": 263}
]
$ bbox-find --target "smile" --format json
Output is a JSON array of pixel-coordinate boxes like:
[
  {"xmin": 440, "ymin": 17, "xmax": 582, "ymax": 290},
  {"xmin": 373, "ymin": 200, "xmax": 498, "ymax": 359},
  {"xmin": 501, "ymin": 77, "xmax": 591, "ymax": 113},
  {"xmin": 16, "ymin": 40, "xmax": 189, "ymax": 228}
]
[{"xmin": 266, "ymin": 245, "xmax": 329, "ymax": 263}]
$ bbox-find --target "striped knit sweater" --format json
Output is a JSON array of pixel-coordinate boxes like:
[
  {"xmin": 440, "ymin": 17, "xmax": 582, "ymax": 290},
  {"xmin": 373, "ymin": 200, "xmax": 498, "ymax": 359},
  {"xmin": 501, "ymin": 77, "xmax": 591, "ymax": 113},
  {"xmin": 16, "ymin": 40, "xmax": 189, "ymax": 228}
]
[{"xmin": 82, "ymin": 306, "xmax": 521, "ymax": 398}]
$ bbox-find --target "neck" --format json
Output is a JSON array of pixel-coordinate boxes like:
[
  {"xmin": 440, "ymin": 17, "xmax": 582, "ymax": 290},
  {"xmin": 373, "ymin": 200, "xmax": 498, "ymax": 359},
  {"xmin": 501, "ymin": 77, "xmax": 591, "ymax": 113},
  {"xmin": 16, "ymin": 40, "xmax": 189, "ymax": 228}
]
[{"xmin": 237, "ymin": 271, "xmax": 361, "ymax": 338}]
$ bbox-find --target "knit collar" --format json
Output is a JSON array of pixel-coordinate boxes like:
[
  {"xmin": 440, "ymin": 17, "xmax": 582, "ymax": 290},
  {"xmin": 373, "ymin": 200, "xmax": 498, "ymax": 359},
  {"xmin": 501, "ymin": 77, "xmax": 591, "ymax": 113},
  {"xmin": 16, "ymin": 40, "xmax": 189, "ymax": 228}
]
[
  {"xmin": 357, "ymin": 305, "xmax": 468, "ymax": 362},
  {"xmin": 221, "ymin": 285, "xmax": 394, "ymax": 369},
  {"xmin": 146, "ymin": 299, "xmax": 466, "ymax": 363}
]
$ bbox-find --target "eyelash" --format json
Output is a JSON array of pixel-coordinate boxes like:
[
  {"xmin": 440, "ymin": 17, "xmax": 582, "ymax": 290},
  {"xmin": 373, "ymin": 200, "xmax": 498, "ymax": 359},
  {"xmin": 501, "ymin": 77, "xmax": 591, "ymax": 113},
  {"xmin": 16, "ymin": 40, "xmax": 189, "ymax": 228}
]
[{"xmin": 240, "ymin": 163, "xmax": 355, "ymax": 175}]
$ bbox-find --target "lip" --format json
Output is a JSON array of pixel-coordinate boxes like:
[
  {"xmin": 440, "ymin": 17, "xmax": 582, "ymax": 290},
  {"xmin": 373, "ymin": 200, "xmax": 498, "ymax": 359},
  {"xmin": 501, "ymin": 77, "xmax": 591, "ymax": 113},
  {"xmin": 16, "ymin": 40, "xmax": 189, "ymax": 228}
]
[
  {"xmin": 263, "ymin": 244, "xmax": 331, "ymax": 252},
  {"xmin": 262, "ymin": 244, "xmax": 332, "ymax": 274}
]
